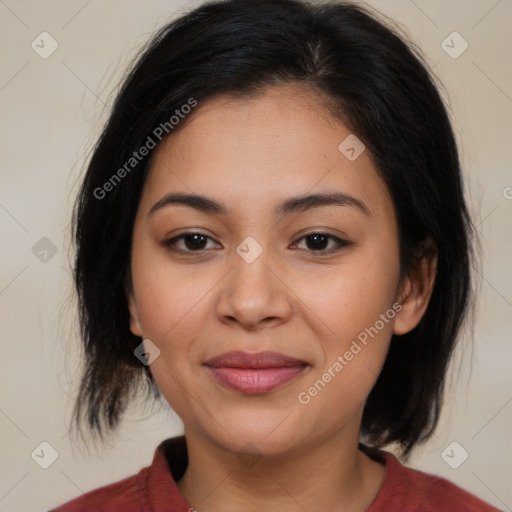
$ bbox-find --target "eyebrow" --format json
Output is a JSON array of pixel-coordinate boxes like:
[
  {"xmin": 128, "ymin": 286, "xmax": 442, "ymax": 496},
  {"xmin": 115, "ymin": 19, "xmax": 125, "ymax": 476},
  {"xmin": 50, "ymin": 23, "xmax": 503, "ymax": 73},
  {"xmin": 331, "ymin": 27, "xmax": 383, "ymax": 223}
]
[{"xmin": 148, "ymin": 191, "xmax": 370, "ymax": 217}]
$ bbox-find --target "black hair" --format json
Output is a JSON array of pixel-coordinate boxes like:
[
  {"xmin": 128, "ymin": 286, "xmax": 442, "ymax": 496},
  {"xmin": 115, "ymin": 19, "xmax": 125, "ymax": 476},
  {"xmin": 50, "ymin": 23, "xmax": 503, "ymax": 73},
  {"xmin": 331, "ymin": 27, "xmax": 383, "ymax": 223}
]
[{"xmin": 71, "ymin": 0, "xmax": 474, "ymax": 458}]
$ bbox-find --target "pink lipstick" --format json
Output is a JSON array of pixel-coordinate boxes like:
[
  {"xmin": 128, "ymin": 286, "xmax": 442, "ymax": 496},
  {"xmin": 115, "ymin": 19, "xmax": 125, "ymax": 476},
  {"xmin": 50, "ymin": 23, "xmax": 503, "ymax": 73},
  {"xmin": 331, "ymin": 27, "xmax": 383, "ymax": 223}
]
[{"xmin": 204, "ymin": 351, "xmax": 308, "ymax": 394}]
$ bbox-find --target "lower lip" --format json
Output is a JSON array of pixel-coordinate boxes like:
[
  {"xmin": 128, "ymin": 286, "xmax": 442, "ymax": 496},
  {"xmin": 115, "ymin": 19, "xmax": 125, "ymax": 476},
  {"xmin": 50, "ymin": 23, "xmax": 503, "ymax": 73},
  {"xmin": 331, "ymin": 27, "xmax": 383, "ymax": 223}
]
[{"xmin": 206, "ymin": 365, "xmax": 308, "ymax": 394}]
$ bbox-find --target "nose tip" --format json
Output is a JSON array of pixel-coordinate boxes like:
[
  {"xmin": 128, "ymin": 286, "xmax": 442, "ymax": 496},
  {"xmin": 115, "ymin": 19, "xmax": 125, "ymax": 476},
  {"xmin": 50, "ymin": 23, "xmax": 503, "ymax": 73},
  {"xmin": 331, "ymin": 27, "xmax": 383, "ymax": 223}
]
[{"xmin": 216, "ymin": 242, "xmax": 293, "ymax": 330}]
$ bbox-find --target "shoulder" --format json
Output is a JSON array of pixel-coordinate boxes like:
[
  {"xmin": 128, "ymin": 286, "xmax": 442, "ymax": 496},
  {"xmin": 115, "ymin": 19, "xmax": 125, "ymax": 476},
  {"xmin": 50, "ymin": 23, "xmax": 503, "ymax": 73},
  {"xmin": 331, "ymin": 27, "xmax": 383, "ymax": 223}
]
[
  {"xmin": 48, "ymin": 467, "xmax": 149, "ymax": 512},
  {"xmin": 47, "ymin": 436, "xmax": 187, "ymax": 512},
  {"xmin": 369, "ymin": 450, "xmax": 502, "ymax": 512}
]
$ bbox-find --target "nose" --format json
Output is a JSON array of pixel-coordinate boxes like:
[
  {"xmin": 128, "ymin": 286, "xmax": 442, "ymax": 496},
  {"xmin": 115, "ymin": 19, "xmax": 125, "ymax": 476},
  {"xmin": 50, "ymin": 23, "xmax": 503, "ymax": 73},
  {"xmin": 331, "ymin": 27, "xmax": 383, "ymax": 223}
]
[{"xmin": 215, "ymin": 240, "xmax": 293, "ymax": 331}]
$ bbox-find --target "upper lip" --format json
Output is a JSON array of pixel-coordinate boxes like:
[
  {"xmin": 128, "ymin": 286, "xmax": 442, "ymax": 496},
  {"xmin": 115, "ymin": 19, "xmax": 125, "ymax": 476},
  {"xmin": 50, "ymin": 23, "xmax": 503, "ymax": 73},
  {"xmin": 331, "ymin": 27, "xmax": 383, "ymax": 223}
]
[{"xmin": 204, "ymin": 350, "xmax": 307, "ymax": 369}]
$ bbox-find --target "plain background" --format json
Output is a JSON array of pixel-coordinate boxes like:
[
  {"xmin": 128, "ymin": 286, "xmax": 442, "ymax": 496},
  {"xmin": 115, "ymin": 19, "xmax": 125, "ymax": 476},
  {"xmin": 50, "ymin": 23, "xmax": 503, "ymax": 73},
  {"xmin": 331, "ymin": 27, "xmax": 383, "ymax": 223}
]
[{"xmin": 0, "ymin": 0, "xmax": 511, "ymax": 510}]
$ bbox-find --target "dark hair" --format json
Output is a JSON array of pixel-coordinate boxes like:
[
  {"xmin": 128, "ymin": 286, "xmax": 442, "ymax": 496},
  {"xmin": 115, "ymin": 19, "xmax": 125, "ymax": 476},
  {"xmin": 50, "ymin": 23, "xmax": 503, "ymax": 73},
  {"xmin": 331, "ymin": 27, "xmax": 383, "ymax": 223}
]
[{"xmin": 71, "ymin": 0, "xmax": 474, "ymax": 458}]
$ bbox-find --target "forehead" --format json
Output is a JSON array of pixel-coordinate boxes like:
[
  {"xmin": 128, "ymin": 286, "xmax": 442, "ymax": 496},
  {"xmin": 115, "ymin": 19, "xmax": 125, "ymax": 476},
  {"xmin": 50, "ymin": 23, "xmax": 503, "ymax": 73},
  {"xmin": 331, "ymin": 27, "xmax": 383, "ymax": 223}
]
[{"xmin": 140, "ymin": 84, "xmax": 393, "ymax": 220}]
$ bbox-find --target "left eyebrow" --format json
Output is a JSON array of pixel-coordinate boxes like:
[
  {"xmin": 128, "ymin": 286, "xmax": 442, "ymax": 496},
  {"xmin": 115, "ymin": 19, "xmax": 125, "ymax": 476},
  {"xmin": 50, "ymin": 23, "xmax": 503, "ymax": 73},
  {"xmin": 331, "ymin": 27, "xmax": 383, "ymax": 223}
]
[
  {"xmin": 276, "ymin": 191, "xmax": 370, "ymax": 217},
  {"xmin": 148, "ymin": 191, "xmax": 371, "ymax": 217}
]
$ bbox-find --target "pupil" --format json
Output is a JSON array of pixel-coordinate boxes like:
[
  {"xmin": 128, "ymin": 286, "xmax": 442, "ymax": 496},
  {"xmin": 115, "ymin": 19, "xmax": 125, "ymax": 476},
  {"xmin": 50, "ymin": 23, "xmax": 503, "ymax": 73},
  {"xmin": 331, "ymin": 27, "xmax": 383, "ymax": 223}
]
[
  {"xmin": 186, "ymin": 234, "xmax": 206, "ymax": 250},
  {"xmin": 307, "ymin": 234, "xmax": 327, "ymax": 250}
]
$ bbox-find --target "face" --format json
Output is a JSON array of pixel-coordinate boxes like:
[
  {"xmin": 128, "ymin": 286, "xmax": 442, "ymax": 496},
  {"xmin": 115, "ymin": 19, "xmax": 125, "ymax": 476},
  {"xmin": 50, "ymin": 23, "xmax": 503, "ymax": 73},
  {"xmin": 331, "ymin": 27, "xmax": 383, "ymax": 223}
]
[{"xmin": 127, "ymin": 83, "xmax": 429, "ymax": 457}]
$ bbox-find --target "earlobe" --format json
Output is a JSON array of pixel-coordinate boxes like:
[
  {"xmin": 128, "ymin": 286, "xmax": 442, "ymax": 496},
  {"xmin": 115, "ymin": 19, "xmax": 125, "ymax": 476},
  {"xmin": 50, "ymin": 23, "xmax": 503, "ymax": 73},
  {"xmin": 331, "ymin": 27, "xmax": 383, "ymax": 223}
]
[
  {"xmin": 128, "ymin": 292, "xmax": 143, "ymax": 337},
  {"xmin": 393, "ymin": 240, "xmax": 438, "ymax": 336},
  {"xmin": 124, "ymin": 271, "xmax": 143, "ymax": 337},
  {"xmin": 128, "ymin": 291, "xmax": 143, "ymax": 337}
]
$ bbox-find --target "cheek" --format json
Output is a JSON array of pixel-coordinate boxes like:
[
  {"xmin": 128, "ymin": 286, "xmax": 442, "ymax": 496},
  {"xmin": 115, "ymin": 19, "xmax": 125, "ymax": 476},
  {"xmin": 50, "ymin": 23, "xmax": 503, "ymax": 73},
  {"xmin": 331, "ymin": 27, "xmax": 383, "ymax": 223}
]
[
  {"xmin": 296, "ymin": 273, "xmax": 397, "ymax": 420},
  {"xmin": 295, "ymin": 248, "xmax": 399, "ymax": 397},
  {"xmin": 136, "ymin": 278, "xmax": 203, "ymax": 339},
  {"xmin": 296, "ymin": 251, "xmax": 400, "ymax": 340},
  {"xmin": 310, "ymin": 282, "xmax": 395, "ymax": 385},
  {"xmin": 130, "ymin": 248, "xmax": 212, "ymax": 421},
  {"xmin": 131, "ymin": 236, "xmax": 214, "ymax": 339}
]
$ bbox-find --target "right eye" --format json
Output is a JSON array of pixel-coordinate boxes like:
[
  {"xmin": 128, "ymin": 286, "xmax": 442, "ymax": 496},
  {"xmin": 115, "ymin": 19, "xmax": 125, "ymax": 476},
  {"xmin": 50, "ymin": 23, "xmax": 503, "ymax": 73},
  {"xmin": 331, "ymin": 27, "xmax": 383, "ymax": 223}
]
[{"xmin": 163, "ymin": 232, "xmax": 220, "ymax": 253}]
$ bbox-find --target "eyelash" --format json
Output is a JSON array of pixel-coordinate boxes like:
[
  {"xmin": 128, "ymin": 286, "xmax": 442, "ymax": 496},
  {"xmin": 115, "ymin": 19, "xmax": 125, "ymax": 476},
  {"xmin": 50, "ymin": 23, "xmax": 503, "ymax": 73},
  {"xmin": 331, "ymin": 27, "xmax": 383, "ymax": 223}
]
[{"xmin": 163, "ymin": 231, "xmax": 351, "ymax": 256}]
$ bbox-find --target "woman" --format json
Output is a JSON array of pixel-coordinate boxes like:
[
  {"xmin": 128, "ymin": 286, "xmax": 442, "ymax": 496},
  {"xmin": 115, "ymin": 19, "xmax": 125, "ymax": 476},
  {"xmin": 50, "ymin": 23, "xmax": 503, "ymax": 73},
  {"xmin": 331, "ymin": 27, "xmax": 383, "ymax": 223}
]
[{"xmin": 50, "ymin": 0, "xmax": 501, "ymax": 510}]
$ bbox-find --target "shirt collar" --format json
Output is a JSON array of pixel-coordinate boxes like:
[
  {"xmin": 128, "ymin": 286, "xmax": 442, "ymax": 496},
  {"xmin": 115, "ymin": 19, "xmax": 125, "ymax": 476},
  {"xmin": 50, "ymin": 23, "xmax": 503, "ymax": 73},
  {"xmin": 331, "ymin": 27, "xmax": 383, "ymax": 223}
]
[
  {"xmin": 141, "ymin": 436, "xmax": 394, "ymax": 512},
  {"xmin": 140, "ymin": 435, "xmax": 192, "ymax": 511}
]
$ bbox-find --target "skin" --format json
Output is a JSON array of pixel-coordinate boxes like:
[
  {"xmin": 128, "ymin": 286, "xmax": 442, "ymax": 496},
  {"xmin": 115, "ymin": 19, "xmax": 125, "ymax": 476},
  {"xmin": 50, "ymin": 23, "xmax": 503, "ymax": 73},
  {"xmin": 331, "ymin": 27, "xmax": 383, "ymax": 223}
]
[{"xmin": 127, "ymin": 83, "xmax": 437, "ymax": 512}]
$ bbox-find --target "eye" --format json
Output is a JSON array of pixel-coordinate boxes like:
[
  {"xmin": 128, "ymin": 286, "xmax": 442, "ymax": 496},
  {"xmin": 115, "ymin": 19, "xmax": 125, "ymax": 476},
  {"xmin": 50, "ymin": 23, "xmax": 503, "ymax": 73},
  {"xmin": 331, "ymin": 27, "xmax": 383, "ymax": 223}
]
[
  {"xmin": 163, "ymin": 231, "xmax": 219, "ymax": 252},
  {"xmin": 292, "ymin": 232, "xmax": 350, "ymax": 254}
]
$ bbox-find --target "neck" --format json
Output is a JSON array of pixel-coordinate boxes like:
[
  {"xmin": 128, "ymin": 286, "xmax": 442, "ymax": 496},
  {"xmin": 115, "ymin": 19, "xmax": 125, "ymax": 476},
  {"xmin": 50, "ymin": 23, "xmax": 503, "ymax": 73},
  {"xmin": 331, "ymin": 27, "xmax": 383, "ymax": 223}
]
[{"xmin": 176, "ymin": 427, "xmax": 386, "ymax": 512}]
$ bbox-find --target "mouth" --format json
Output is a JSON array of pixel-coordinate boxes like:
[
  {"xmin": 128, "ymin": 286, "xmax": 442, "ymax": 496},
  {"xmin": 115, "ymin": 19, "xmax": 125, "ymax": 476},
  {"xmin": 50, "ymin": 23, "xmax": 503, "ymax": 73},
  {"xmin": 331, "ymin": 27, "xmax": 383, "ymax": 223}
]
[{"xmin": 204, "ymin": 351, "xmax": 309, "ymax": 394}]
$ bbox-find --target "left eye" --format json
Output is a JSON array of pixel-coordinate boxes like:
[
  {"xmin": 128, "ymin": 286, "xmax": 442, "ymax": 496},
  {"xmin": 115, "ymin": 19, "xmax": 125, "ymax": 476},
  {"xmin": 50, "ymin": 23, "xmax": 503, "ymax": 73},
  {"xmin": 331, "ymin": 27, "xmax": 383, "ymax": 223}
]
[
  {"xmin": 292, "ymin": 233, "xmax": 349, "ymax": 253},
  {"xmin": 163, "ymin": 232, "xmax": 349, "ymax": 255}
]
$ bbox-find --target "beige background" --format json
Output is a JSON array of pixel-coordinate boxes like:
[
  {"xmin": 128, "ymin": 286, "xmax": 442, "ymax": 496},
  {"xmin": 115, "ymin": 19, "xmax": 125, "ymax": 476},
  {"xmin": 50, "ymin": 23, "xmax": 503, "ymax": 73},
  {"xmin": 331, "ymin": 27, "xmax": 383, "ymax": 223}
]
[{"xmin": 1, "ymin": 0, "xmax": 511, "ymax": 510}]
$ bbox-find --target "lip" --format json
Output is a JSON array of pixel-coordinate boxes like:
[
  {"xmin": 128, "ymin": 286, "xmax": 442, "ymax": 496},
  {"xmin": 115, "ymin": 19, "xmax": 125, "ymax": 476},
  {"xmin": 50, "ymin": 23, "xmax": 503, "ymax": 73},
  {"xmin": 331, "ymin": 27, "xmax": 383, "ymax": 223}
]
[{"xmin": 204, "ymin": 350, "xmax": 309, "ymax": 394}]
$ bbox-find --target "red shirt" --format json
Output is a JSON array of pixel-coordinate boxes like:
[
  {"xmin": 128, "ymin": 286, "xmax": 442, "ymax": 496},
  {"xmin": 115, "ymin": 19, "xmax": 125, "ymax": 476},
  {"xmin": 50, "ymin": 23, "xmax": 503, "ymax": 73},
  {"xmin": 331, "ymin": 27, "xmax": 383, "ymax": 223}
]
[{"xmin": 49, "ymin": 436, "xmax": 501, "ymax": 511}]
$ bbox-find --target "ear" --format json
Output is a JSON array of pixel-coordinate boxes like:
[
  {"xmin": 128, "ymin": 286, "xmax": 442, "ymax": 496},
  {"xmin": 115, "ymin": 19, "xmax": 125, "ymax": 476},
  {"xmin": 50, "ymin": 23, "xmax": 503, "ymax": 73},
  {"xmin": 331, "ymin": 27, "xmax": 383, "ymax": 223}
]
[
  {"xmin": 393, "ymin": 239, "xmax": 438, "ymax": 336},
  {"xmin": 125, "ymin": 273, "xmax": 143, "ymax": 337}
]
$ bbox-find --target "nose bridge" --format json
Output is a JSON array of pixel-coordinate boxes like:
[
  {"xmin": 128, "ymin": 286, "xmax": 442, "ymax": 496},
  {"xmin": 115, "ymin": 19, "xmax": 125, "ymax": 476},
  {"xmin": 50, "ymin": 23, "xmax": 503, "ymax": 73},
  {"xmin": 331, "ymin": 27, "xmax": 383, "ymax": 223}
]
[
  {"xmin": 231, "ymin": 234, "xmax": 276, "ymax": 301},
  {"xmin": 216, "ymin": 233, "xmax": 291, "ymax": 327}
]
